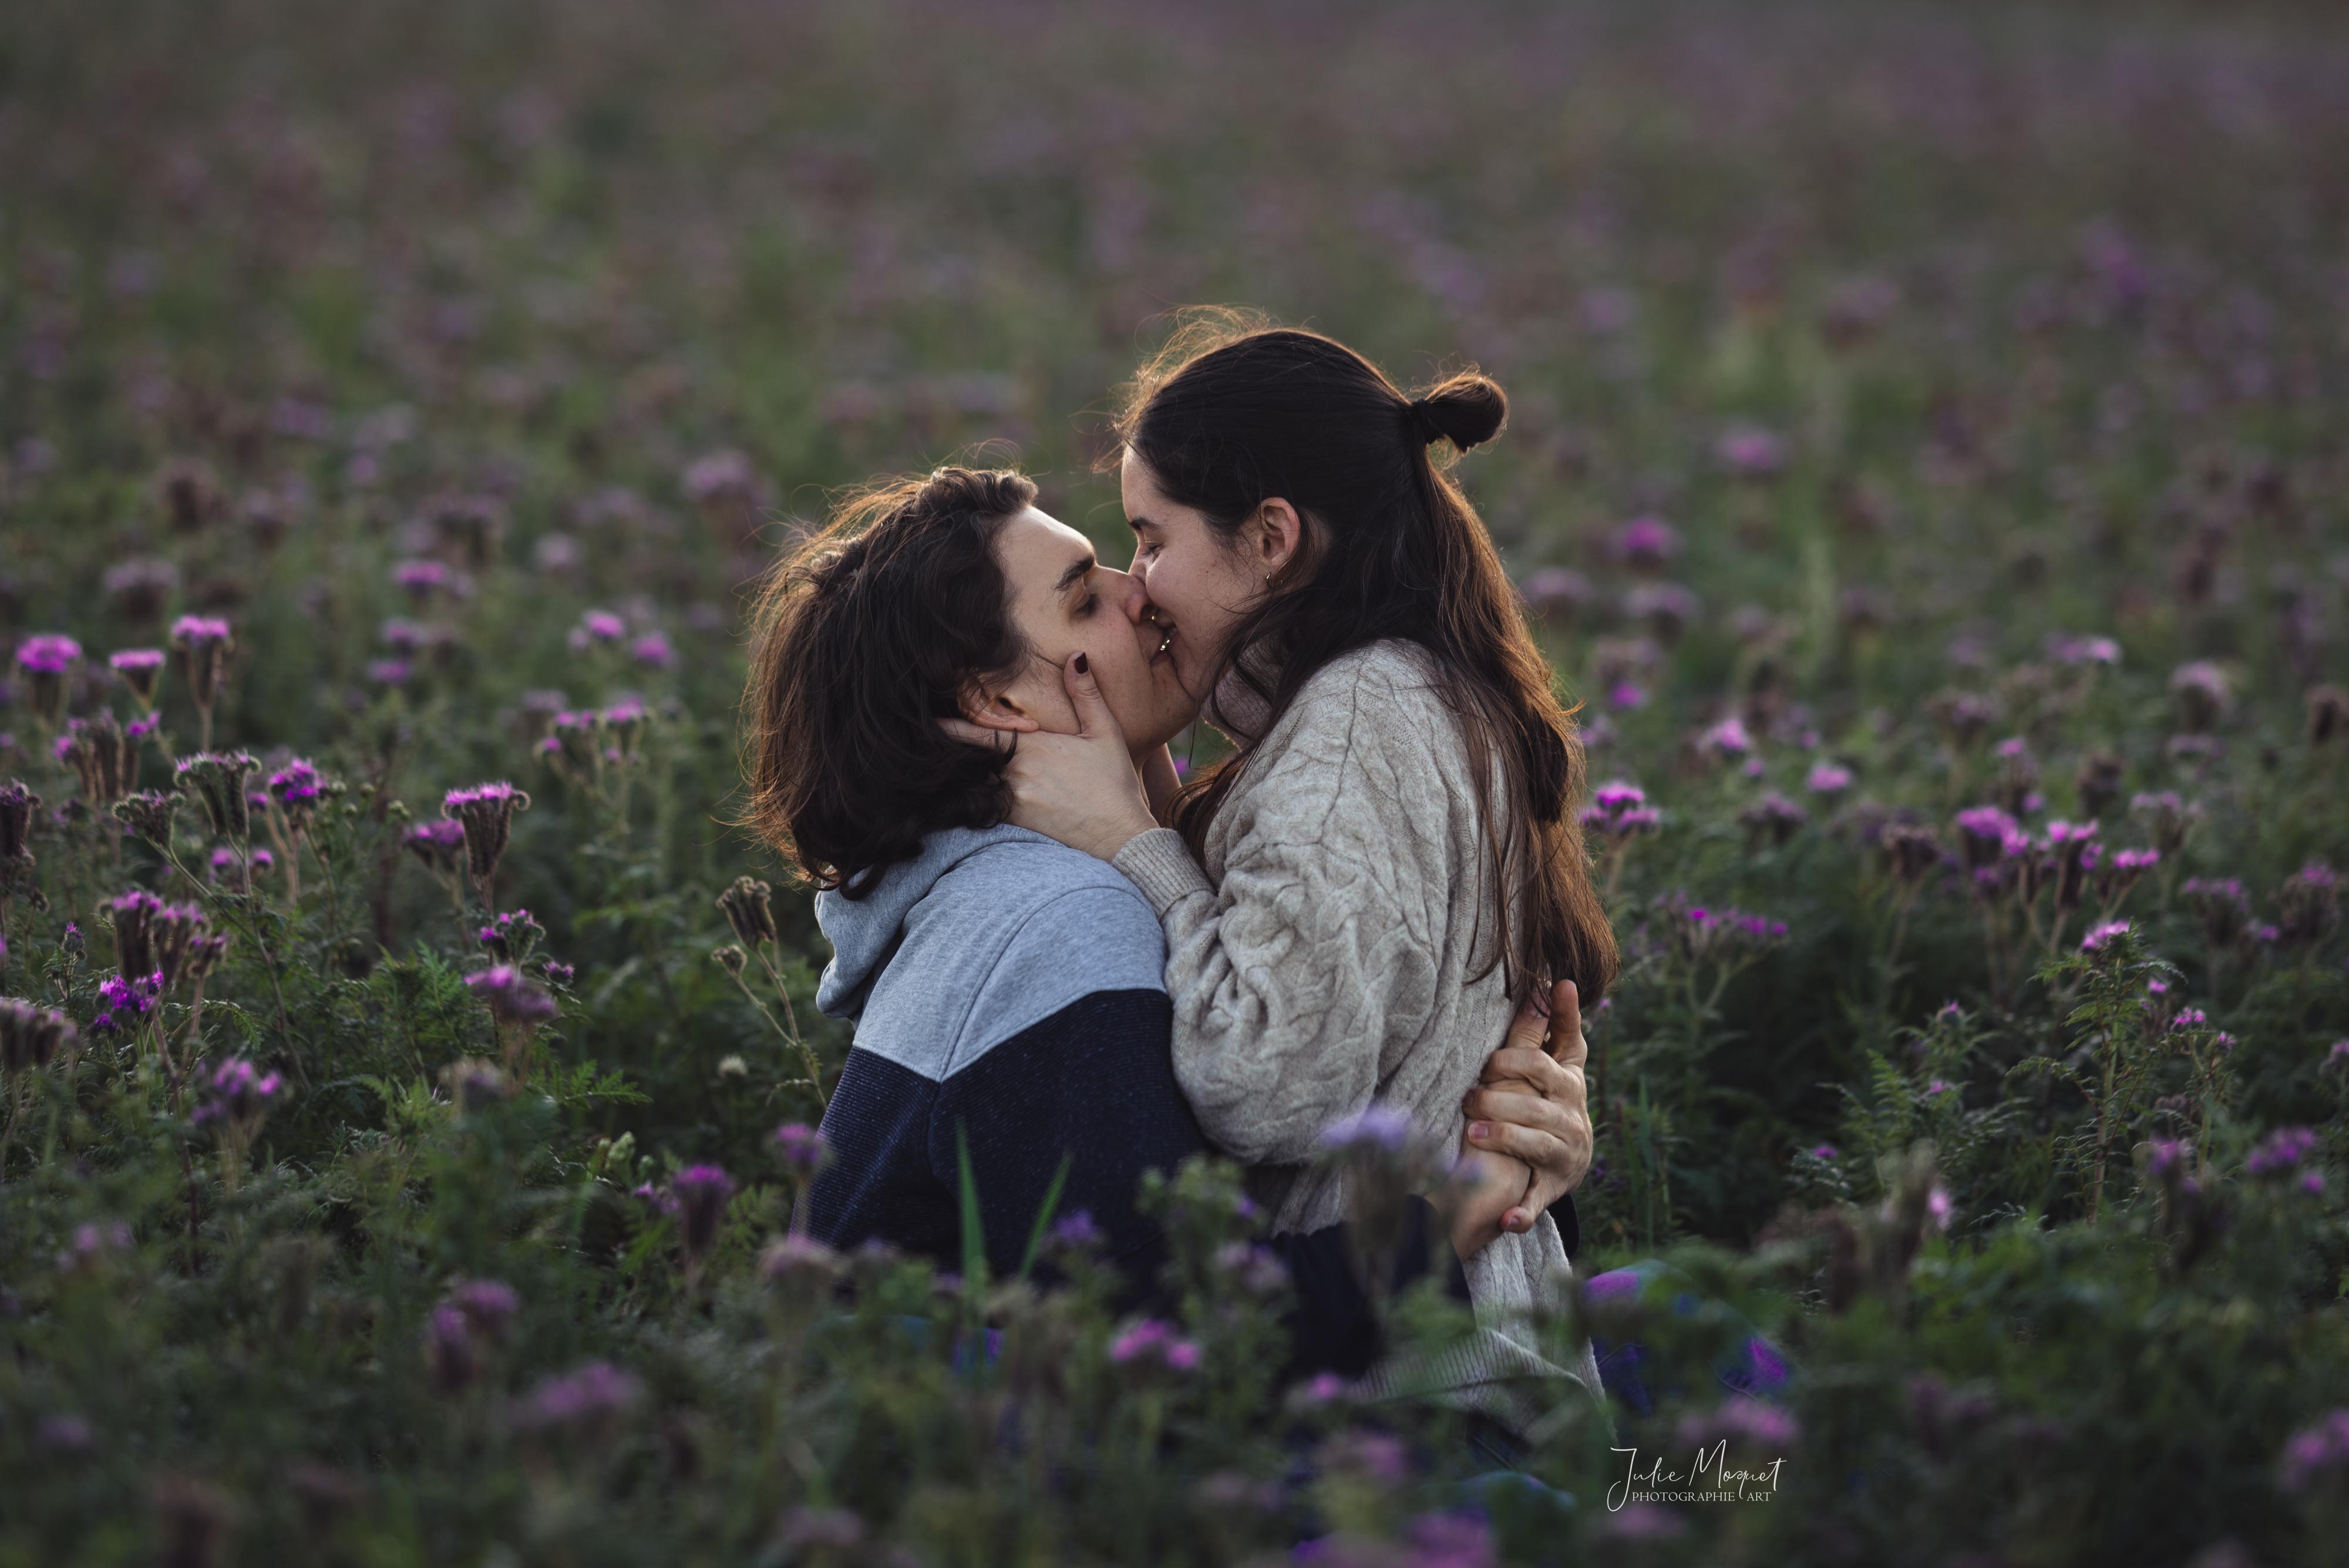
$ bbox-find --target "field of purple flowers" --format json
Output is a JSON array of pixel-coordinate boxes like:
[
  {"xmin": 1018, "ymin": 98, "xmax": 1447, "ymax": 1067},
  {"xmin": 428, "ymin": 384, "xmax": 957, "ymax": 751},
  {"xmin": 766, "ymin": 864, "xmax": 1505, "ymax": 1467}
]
[{"xmin": 4, "ymin": 1, "xmax": 2349, "ymax": 1563}]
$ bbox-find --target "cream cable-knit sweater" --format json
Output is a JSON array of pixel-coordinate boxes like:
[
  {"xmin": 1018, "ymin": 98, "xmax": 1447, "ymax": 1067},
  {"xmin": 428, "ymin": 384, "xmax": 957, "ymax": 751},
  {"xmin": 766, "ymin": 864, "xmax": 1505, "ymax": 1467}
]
[{"xmin": 1111, "ymin": 638, "xmax": 1607, "ymax": 1436}]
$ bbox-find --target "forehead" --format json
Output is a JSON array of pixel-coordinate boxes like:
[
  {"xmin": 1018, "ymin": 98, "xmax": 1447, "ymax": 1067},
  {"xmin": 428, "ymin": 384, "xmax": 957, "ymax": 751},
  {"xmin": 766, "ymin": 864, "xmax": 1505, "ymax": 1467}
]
[
  {"xmin": 1118, "ymin": 447, "xmax": 1161, "ymax": 510},
  {"xmin": 994, "ymin": 506, "xmax": 1090, "ymax": 588}
]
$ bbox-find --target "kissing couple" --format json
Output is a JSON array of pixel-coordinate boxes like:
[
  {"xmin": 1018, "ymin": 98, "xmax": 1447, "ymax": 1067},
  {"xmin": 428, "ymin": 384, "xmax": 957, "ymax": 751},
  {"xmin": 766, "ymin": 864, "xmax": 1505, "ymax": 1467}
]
[{"xmin": 741, "ymin": 311, "xmax": 1620, "ymax": 1438}]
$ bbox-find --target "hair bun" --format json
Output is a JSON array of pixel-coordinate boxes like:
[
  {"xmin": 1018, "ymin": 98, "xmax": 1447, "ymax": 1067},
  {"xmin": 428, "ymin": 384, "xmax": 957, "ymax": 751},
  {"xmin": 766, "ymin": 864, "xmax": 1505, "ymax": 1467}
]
[{"xmin": 1410, "ymin": 372, "xmax": 1507, "ymax": 452}]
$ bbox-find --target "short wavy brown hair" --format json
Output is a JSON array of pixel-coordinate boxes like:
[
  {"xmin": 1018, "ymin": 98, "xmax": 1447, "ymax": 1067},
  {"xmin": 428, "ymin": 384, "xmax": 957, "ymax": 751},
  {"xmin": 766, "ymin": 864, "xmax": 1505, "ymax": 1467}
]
[{"xmin": 741, "ymin": 466, "xmax": 1036, "ymax": 897}]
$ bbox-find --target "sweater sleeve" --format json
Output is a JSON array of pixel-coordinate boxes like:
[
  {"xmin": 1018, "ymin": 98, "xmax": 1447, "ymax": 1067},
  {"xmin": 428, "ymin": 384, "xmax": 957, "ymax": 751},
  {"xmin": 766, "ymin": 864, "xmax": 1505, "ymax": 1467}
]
[{"xmin": 1113, "ymin": 661, "xmax": 1461, "ymax": 1166}]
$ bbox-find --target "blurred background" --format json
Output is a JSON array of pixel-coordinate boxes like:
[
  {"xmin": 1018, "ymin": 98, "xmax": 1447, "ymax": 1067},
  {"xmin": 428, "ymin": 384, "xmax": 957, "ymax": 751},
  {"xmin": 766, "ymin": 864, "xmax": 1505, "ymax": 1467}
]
[{"xmin": 3, "ymin": 0, "xmax": 2345, "ymax": 1243}]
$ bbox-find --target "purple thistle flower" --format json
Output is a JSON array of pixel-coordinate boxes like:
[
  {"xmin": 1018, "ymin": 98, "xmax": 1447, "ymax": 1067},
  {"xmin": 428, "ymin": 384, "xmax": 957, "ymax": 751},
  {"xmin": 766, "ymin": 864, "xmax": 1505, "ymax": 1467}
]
[
  {"xmin": 1613, "ymin": 514, "xmax": 1682, "ymax": 570},
  {"xmin": 15, "ymin": 635, "xmax": 80, "ymax": 724},
  {"xmin": 628, "ymin": 631, "xmax": 675, "ymax": 669},
  {"xmin": 1806, "ymin": 1144, "xmax": 1839, "ymax": 1161},
  {"xmin": 511, "ymin": 1361, "xmax": 642, "ymax": 1432},
  {"xmin": 1516, "ymin": 566, "xmax": 1590, "ymax": 620},
  {"xmin": 1316, "ymin": 1105, "xmax": 1416, "ymax": 1156},
  {"xmin": 170, "ymin": 615, "xmax": 230, "ymax": 648},
  {"xmin": 1715, "ymin": 423, "xmax": 1788, "ymax": 477},
  {"xmin": 1701, "ymin": 714, "xmax": 1752, "ymax": 759},
  {"xmin": 1806, "ymin": 762, "xmax": 1853, "ymax": 796},
  {"xmin": 392, "ymin": 559, "xmax": 450, "ymax": 598},
  {"xmin": 448, "ymin": 1278, "xmax": 520, "ymax": 1337},
  {"xmin": 15, "ymin": 633, "xmax": 83, "ymax": 676},
  {"xmin": 2080, "ymin": 919, "xmax": 2131, "ymax": 954},
  {"xmin": 191, "ymin": 1056, "xmax": 285, "ymax": 1127},
  {"xmin": 570, "ymin": 610, "xmax": 627, "ymax": 653},
  {"xmin": 770, "ymin": 1122, "xmax": 831, "ymax": 1178},
  {"xmin": 2279, "ymin": 1411, "xmax": 2349, "ymax": 1493},
  {"xmin": 1049, "ymin": 1209, "xmax": 1104, "ymax": 1250},
  {"xmin": 109, "ymin": 647, "xmax": 167, "ymax": 705},
  {"xmin": 671, "ymin": 1164, "xmax": 736, "ymax": 1258},
  {"xmin": 759, "ymin": 1233, "xmax": 843, "ymax": 1290},
  {"xmin": 403, "ymin": 817, "xmax": 467, "ymax": 871},
  {"xmin": 266, "ymin": 759, "xmax": 324, "ymax": 827},
  {"xmin": 464, "ymin": 965, "xmax": 557, "ymax": 1028},
  {"xmin": 1109, "ymin": 1318, "xmax": 1199, "ymax": 1370},
  {"xmin": 2247, "ymin": 1126, "xmax": 2321, "ymax": 1179},
  {"xmin": 683, "ymin": 448, "xmax": 760, "ymax": 504},
  {"xmin": 2143, "ymin": 1139, "xmax": 2188, "ymax": 1179},
  {"xmin": 1593, "ymin": 779, "xmax": 1647, "ymax": 812}
]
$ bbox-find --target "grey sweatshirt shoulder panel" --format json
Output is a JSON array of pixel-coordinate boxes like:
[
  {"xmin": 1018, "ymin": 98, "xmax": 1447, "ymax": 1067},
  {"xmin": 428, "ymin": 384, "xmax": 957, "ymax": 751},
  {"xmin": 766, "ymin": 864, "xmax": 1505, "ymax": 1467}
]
[{"xmin": 814, "ymin": 824, "xmax": 1166, "ymax": 1085}]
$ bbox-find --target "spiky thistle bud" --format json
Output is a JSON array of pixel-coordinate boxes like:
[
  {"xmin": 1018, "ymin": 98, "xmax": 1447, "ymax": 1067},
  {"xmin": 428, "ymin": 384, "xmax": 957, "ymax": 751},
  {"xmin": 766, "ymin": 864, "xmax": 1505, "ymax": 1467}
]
[
  {"xmin": 54, "ymin": 711, "xmax": 143, "ymax": 805},
  {"xmin": 2310, "ymin": 685, "xmax": 2349, "ymax": 748},
  {"xmin": 1880, "ymin": 823, "xmax": 1943, "ymax": 884},
  {"xmin": 151, "ymin": 903, "xmax": 213, "ymax": 990},
  {"xmin": 1, "ymin": 997, "xmax": 77, "ymax": 1073},
  {"xmin": 442, "ymin": 782, "xmax": 530, "ymax": 892},
  {"xmin": 175, "ymin": 752, "xmax": 258, "ymax": 843},
  {"xmin": 112, "ymin": 789, "xmax": 179, "ymax": 847},
  {"xmin": 0, "ymin": 780, "xmax": 39, "ymax": 870},
  {"xmin": 402, "ymin": 819, "xmax": 466, "ymax": 872},
  {"xmin": 108, "ymin": 889, "xmax": 164, "ymax": 980},
  {"xmin": 477, "ymin": 908, "xmax": 546, "ymax": 965},
  {"xmin": 170, "ymin": 615, "xmax": 233, "ymax": 718},
  {"xmin": 717, "ymin": 875, "xmax": 777, "ymax": 948}
]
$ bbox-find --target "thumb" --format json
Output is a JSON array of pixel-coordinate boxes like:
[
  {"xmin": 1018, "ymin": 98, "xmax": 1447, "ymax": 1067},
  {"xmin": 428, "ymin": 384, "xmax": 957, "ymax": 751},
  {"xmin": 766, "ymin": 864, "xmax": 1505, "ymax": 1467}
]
[
  {"xmin": 1064, "ymin": 651, "xmax": 1125, "ymax": 742},
  {"xmin": 1549, "ymin": 979, "xmax": 1586, "ymax": 1070}
]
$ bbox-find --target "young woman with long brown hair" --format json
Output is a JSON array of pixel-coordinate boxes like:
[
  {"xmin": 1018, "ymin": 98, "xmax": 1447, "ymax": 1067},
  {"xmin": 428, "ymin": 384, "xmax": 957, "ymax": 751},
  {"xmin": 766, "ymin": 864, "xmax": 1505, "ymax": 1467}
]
[{"xmin": 943, "ymin": 312, "xmax": 1620, "ymax": 1430}]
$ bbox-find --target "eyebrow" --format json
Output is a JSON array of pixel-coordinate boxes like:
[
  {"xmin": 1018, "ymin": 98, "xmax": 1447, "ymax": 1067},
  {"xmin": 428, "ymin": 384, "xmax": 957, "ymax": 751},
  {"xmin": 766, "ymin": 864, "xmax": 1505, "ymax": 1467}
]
[{"xmin": 1054, "ymin": 551, "xmax": 1097, "ymax": 598}]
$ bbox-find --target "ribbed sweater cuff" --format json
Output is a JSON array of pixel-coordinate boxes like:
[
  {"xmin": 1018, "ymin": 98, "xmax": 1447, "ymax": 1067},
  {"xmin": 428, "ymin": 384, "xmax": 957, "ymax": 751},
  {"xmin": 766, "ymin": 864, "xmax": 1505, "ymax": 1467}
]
[{"xmin": 1112, "ymin": 827, "xmax": 1213, "ymax": 916}]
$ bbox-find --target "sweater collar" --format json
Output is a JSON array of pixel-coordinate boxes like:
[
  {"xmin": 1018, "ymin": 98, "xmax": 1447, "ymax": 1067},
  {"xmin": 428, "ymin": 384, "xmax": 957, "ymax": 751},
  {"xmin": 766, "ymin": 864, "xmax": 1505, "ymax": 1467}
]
[{"xmin": 1202, "ymin": 642, "xmax": 1281, "ymax": 747}]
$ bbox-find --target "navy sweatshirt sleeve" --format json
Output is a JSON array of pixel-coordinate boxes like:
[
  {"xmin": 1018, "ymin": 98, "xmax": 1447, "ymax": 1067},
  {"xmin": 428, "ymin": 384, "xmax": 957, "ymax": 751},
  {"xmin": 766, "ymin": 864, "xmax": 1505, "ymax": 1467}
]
[{"xmin": 807, "ymin": 987, "xmax": 1465, "ymax": 1374}]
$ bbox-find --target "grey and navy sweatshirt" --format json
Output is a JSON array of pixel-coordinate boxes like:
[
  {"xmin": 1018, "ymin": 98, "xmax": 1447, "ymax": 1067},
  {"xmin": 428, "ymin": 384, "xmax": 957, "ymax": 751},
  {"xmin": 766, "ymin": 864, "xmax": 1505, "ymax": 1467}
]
[{"xmin": 805, "ymin": 823, "xmax": 1528, "ymax": 1376}]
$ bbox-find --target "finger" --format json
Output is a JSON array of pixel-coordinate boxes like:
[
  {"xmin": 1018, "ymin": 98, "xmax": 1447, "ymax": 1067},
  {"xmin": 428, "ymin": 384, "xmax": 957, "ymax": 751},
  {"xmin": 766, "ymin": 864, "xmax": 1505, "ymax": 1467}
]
[
  {"xmin": 1500, "ymin": 1166, "xmax": 1545, "ymax": 1234},
  {"xmin": 938, "ymin": 717, "xmax": 995, "ymax": 748},
  {"xmin": 963, "ymin": 709, "xmax": 1042, "ymax": 733},
  {"xmin": 1062, "ymin": 651, "xmax": 1128, "ymax": 743},
  {"xmin": 1549, "ymin": 979, "xmax": 1586, "ymax": 1069},
  {"xmin": 1476, "ymin": 1047, "xmax": 1573, "ymax": 1093},
  {"xmin": 1463, "ymin": 1084, "xmax": 1573, "ymax": 1135},
  {"xmin": 1501, "ymin": 989, "xmax": 1549, "ymax": 1058},
  {"xmin": 1463, "ymin": 1117, "xmax": 1569, "ymax": 1173}
]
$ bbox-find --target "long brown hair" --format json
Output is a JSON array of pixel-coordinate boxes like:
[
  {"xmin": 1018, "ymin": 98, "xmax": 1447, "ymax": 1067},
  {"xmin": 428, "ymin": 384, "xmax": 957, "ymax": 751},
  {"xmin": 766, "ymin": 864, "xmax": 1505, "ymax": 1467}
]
[
  {"xmin": 740, "ymin": 466, "xmax": 1035, "ymax": 897},
  {"xmin": 1114, "ymin": 309, "xmax": 1618, "ymax": 1005}
]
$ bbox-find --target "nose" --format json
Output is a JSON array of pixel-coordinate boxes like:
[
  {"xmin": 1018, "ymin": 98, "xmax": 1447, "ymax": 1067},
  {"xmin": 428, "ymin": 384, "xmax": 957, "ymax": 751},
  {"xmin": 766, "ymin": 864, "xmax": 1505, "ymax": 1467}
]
[{"xmin": 1111, "ymin": 566, "xmax": 1153, "ymax": 625}]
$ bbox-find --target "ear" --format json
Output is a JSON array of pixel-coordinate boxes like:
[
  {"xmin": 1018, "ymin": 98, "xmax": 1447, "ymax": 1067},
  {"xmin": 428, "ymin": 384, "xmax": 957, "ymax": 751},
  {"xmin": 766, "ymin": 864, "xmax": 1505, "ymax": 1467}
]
[
  {"xmin": 1254, "ymin": 499, "xmax": 1305, "ymax": 575},
  {"xmin": 956, "ymin": 680, "xmax": 1041, "ymax": 732}
]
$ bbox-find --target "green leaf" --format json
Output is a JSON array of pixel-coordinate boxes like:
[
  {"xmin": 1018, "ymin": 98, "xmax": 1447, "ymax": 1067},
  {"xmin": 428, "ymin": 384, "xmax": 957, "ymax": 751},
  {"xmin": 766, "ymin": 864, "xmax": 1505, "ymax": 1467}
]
[
  {"xmin": 955, "ymin": 1121, "xmax": 987, "ymax": 1305},
  {"xmin": 1016, "ymin": 1152, "xmax": 1073, "ymax": 1285}
]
